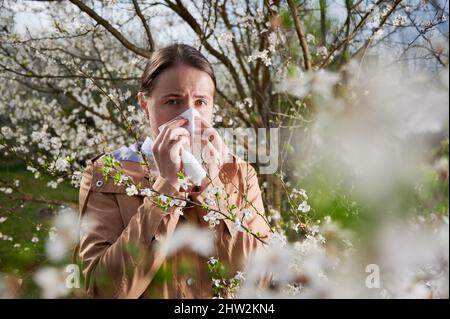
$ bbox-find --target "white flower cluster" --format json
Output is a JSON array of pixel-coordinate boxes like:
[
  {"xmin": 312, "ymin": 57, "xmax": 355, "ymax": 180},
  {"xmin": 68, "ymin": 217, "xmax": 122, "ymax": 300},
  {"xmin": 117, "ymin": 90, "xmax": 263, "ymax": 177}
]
[
  {"xmin": 0, "ymin": 187, "xmax": 13, "ymax": 194},
  {"xmin": 208, "ymin": 256, "xmax": 218, "ymax": 265},
  {"xmin": 247, "ymin": 49, "xmax": 271, "ymax": 67},
  {"xmin": 204, "ymin": 185, "xmax": 224, "ymax": 206},
  {"xmin": 236, "ymin": 98, "xmax": 253, "ymax": 110},
  {"xmin": 140, "ymin": 187, "xmax": 153, "ymax": 197},
  {"xmin": 234, "ymin": 270, "xmax": 245, "ymax": 281},
  {"xmin": 268, "ymin": 231, "xmax": 287, "ymax": 247},
  {"xmin": 125, "ymin": 184, "xmax": 138, "ymax": 196},
  {"xmin": 0, "ymin": 232, "xmax": 13, "ymax": 241},
  {"xmin": 393, "ymin": 15, "xmax": 407, "ymax": 27},
  {"xmin": 290, "ymin": 188, "xmax": 311, "ymax": 213},
  {"xmin": 46, "ymin": 177, "xmax": 64, "ymax": 189},
  {"xmin": 217, "ymin": 30, "xmax": 234, "ymax": 46},
  {"xmin": 1, "ymin": 126, "xmax": 14, "ymax": 139},
  {"xmin": 297, "ymin": 201, "xmax": 311, "ymax": 213},
  {"xmin": 54, "ymin": 158, "xmax": 69, "ymax": 172},
  {"xmin": 268, "ymin": 206, "xmax": 281, "ymax": 223},
  {"xmin": 230, "ymin": 218, "xmax": 245, "ymax": 233},
  {"xmin": 306, "ymin": 33, "xmax": 316, "ymax": 44},
  {"xmin": 33, "ymin": 266, "xmax": 70, "ymax": 299},
  {"xmin": 40, "ymin": 207, "xmax": 89, "ymax": 266},
  {"xmin": 267, "ymin": 32, "xmax": 278, "ymax": 53},
  {"xmin": 178, "ymin": 176, "xmax": 192, "ymax": 191},
  {"xmin": 203, "ymin": 210, "xmax": 221, "ymax": 228},
  {"xmin": 290, "ymin": 188, "xmax": 308, "ymax": 200},
  {"xmin": 241, "ymin": 208, "xmax": 253, "ymax": 220},
  {"xmin": 117, "ymin": 174, "xmax": 129, "ymax": 185},
  {"xmin": 156, "ymin": 224, "xmax": 214, "ymax": 257},
  {"xmin": 316, "ymin": 46, "xmax": 328, "ymax": 57}
]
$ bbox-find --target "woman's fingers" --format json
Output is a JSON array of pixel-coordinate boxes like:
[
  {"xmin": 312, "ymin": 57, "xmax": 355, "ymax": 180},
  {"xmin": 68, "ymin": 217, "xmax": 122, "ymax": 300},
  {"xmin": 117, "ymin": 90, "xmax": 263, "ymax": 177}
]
[
  {"xmin": 169, "ymin": 137, "xmax": 190, "ymax": 164},
  {"xmin": 161, "ymin": 130, "xmax": 190, "ymax": 164},
  {"xmin": 154, "ymin": 118, "xmax": 187, "ymax": 145},
  {"xmin": 199, "ymin": 117, "xmax": 223, "ymax": 151},
  {"xmin": 201, "ymin": 136, "xmax": 221, "ymax": 165},
  {"xmin": 152, "ymin": 118, "xmax": 188, "ymax": 154},
  {"xmin": 166, "ymin": 127, "xmax": 190, "ymax": 143}
]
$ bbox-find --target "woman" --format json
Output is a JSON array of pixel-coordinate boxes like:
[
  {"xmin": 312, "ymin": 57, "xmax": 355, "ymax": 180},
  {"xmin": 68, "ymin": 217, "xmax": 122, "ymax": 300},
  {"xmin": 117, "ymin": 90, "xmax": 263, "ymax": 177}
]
[{"xmin": 78, "ymin": 43, "xmax": 271, "ymax": 298}]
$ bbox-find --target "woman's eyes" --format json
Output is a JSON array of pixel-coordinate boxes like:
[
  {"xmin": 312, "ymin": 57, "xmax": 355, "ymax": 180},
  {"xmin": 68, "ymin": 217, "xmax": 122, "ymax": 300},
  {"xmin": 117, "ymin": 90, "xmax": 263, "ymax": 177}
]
[
  {"xmin": 165, "ymin": 99, "xmax": 207, "ymax": 106},
  {"xmin": 166, "ymin": 99, "xmax": 180, "ymax": 105},
  {"xmin": 195, "ymin": 100, "xmax": 207, "ymax": 107}
]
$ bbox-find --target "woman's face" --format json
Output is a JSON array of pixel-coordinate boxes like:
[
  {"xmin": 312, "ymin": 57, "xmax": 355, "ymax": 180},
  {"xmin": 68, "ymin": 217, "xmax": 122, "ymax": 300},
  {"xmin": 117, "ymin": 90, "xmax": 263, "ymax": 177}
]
[{"xmin": 139, "ymin": 64, "xmax": 215, "ymax": 139}]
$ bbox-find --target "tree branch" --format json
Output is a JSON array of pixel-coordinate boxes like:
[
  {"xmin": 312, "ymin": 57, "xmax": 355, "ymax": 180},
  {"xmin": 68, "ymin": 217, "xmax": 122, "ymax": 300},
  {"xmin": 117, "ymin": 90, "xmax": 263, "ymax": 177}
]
[
  {"xmin": 132, "ymin": 0, "xmax": 155, "ymax": 51},
  {"xmin": 68, "ymin": 0, "xmax": 151, "ymax": 58},
  {"xmin": 163, "ymin": 0, "xmax": 247, "ymax": 100},
  {"xmin": 287, "ymin": 0, "xmax": 312, "ymax": 71}
]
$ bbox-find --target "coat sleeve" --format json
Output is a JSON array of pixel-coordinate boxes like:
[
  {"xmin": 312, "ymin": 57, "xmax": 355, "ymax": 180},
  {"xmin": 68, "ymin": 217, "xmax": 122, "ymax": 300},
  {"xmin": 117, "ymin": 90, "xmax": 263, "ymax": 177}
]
[
  {"xmin": 190, "ymin": 162, "xmax": 273, "ymax": 288},
  {"xmin": 78, "ymin": 163, "xmax": 182, "ymax": 298},
  {"xmin": 239, "ymin": 163, "xmax": 273, "ymax": 290}
]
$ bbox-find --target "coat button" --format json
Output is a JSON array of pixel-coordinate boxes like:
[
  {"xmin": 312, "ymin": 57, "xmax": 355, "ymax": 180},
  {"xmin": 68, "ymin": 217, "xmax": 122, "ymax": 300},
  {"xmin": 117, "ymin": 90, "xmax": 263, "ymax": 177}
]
[
  {"xmin": 186, "ymin": 277, "xmax": 195, "ymax": 287},
  {"xmin": 95, "ymin": 180, "xmax": 104, "ymax": 187}
]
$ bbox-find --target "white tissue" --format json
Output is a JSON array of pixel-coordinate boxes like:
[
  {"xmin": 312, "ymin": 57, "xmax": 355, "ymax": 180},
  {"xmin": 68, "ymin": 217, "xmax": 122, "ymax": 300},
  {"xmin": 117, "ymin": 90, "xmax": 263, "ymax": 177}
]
[{"xmin": 158, "ymin": 108, "xmax": 207, "ymax": 185}]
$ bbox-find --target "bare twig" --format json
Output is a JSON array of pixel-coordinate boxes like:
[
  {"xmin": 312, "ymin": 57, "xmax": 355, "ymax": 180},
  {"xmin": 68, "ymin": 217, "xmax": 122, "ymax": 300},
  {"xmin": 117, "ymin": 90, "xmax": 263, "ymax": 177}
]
[
  {"xmin": 68, "ymin": 0, "xmax": 151, "ymax": 58},
  {"xmin": 132, "ymin": 0, "xmax": 155, "ymax": 51},
  {"xmin": 287, "ymin": 0, "xmax": 312, "ymax": 71}
]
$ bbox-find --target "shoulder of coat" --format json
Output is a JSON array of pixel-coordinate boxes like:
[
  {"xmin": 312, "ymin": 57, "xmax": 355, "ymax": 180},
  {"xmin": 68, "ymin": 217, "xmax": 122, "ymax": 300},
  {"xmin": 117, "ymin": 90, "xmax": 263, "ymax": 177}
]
[
  {"xmin": 81, "ymin": 153, "xmax": 153, "ymax": 194},
  {"xmin": 234, "ymin": 155, "xmax": 257, "ymax": 177}
]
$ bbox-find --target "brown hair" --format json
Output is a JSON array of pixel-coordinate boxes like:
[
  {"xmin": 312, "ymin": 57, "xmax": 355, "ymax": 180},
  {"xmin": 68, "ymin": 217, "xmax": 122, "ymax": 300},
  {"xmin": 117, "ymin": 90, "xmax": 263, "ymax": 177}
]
[{"xmin": 138, "ymin": 43, "xmax": 217, "ymax": 97}]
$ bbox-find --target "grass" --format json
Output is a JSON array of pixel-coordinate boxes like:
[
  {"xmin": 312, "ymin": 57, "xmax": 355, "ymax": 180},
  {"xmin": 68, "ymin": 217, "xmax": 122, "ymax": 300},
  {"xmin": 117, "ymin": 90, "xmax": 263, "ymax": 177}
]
[{"xmin": 0, "ymin": 160, "xmax": 78, "ymax": 297}]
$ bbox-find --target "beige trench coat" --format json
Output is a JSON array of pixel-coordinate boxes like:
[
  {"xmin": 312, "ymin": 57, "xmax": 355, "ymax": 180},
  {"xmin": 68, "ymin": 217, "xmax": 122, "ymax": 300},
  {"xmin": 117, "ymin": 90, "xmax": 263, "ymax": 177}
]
[{"xmin": 78, "ymin": 153, "xmax": 271, "ymax": 298}]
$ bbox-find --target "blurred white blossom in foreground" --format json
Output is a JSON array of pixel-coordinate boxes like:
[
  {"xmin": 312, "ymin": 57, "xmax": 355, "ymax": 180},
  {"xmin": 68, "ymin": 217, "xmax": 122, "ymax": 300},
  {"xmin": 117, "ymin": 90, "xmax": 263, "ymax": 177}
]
[
  {"xmin": 45, "ymin": 207, "xmax": 95, "ymax": 262},
  {"xmin": 237, "ymin": 216, "xmax": 448, "ymax": 299},
  {"xmin": 156, "ymin": 223, "xmax": 214, "ymax": 257},
  {"xmin": 306, "ymin": 64, "xmax": 449, "ymax": 202},
  {"xmin": 33, "ymin": 266, "xmax": 70, "ymax": 299}
]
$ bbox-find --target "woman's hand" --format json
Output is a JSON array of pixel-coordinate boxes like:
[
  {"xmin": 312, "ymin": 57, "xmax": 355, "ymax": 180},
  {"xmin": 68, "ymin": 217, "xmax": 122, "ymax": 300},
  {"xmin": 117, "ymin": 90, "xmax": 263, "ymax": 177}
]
[
  {"xmin": 152, "ymin": 118, "xmax": 190, "ymax": 190},
  {"xmin": 198, "ymin": 117, "xmax": 231, "ymax": 187}
]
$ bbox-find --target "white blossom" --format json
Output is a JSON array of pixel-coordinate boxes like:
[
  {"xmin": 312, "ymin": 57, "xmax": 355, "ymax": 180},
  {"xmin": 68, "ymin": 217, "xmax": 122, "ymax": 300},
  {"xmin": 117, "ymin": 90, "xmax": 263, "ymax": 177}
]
[
  {"xmin": 248, "ymin": 49, "xmax": 272, "ymax": 67},
  {"xmin": 0, "ymin": 187, "xmax": 13, "ymax": 194},
  {"xmin": 1, "ymin": 126, "xmax": 14, "ymax": 139},
  {"xmin": 393, "ymin": 15, "xmax": 407, "ymax": 27},
  {"xmin": 234, "ymin": 271, "xmax": 245, "ymax": 281},
  {"xmin": 158, "ymin": 194, "xmax": 169, "ymax": 204},
  {"xmin": 33, "ymin": 267, "xmax": 70, "ymax": 299},
  {"xmin": 298, "ymin": 201, "xmax": 311, "ymax": 213},
  {"xmin": 156, "ymin": 224, "xmax": 214, "ymax": 256},
  {"xmin": 203, "ymin": 210, "xmax": 221, "ymax": 228},
  {"xmin": 208, "ymin": 256, "xmax": 218, "ymax": 265},
  {"xmin": 268, "ymin": 32, "xmax": 277, "ymax": 52},
  {"xmin": 204, "ymin": 185, "xmax": 224, "ymax": 206},
  {"xmin": 217, "ymin": 30, "xmax": 234, "ymax": 46},
  {"xmin": 140, "ymin": 188, "xmax": 153, "ymax": 197},
  {"xmin": 316, "ymin": 46, "xmax": 328, "ymax": 57},
  {"xmin": 306, "ymin": 33, "xmax": 316, "ymax": 44},
  {"xmin": 55, "ymin": 158, "xmax": 69, "ymax": 173},
  {"xmin": 230, "ymin": 218, "xmax": 245, "ymax": 233},
  {"xmin": 46, "ymin": 181, "xmax": 58, "ymax": 189},
  {"xmin": 118, "ymin": 174, "xmax": 129, "ymax": 185},
  {"xmin": 241, "ymin": 208, "xmax": 253, "ymax": 220},
  {"xmin": 178, "ymin": 176, "xmax": 191, "ymax": 191},
  {"xmin": 212, "ymin": 278, "xmax": 221, "ymax": 287},
  {"xmin": 125, "ymin": 184, "xmax": 138, "ymax": 196}
]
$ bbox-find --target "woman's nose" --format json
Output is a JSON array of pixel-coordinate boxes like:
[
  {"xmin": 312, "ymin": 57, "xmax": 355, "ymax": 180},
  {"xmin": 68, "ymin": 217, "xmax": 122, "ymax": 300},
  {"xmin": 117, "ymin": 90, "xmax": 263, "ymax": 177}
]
[{"xmin": 179, "ymin": 100, "xmax": 196, "ymax": 112}]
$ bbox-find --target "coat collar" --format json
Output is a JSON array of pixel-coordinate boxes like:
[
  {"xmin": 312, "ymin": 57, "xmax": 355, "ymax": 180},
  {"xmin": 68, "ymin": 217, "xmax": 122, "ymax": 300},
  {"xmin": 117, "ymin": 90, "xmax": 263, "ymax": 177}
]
[
  {"xmin": 108, "ymin": 135, "xmax": 240, "ymax": 182},
  {"xmin": 111, "ymin": 136, "xmax": 154, "ymax": 164},
  {"xmin": 87, "ymin": 136, "xmax": 240, "ymax": 191}
]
